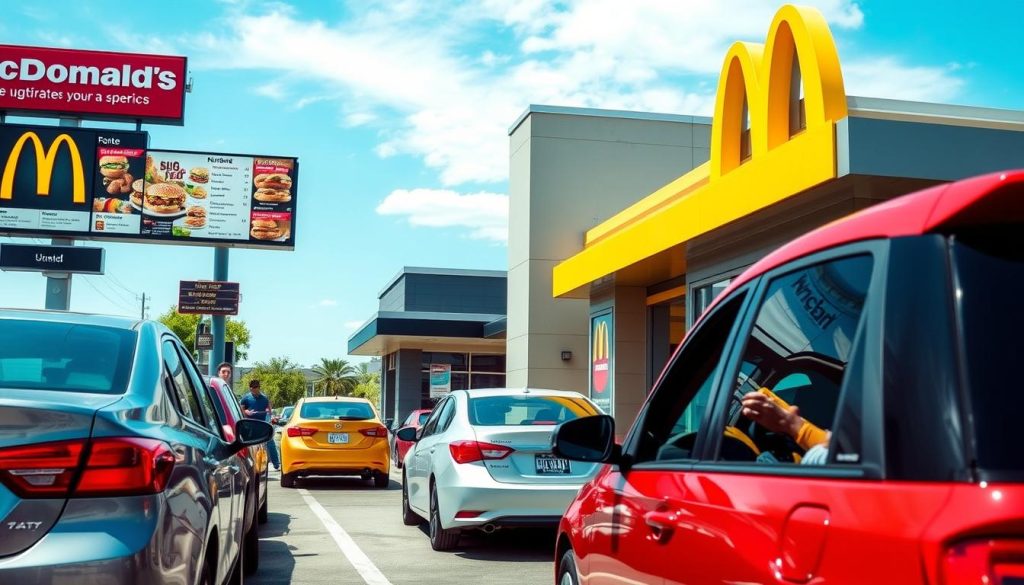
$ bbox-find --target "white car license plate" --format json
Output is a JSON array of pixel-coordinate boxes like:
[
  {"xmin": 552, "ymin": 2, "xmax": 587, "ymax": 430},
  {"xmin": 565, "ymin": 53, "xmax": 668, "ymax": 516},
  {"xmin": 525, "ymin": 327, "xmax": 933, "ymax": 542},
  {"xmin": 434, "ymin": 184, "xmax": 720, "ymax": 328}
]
[
  {"xmin": 328, "ymin": 433, "xmax": 349, "ymax": 444},
  {"xmin": 535, "ymin": 454, "xmax": 570, "ymax": 474}
]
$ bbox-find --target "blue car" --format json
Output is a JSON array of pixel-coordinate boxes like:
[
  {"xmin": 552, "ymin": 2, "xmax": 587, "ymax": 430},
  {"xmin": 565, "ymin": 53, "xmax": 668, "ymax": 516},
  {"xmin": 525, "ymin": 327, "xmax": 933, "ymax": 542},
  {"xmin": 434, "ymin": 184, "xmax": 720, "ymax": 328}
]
[{"xmin": 0, "ymin": 309, "xmax": 273, "ymax": 584}]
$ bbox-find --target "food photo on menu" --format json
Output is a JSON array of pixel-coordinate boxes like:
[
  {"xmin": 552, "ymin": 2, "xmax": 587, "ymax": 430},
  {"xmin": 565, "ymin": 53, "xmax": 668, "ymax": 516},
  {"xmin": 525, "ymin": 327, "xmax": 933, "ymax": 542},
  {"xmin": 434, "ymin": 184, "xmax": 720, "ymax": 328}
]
[
  {"xmin": 249, "ymin": 212, "xmax": 291, "ymax": 242},
  {"xmin": 140, "ymin": 152, "xmax": 205, "ymax": 238},
  {"xmin": 91, "ymin": 148, "xmax": 145, "ymax": 235}
]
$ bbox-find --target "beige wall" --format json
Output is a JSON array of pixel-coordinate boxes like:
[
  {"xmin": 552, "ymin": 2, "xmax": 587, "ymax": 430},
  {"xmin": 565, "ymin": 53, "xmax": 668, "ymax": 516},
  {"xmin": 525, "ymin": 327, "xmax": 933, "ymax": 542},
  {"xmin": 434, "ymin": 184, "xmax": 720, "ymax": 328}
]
[{"xmin": 506, "ymin": 107, "xmax": 710, "ymax": 406}]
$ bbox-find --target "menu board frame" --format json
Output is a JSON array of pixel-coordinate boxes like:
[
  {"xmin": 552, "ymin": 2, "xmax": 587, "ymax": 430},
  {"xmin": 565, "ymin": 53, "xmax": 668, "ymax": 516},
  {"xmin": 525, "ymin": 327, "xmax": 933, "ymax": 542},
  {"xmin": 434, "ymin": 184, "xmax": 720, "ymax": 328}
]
[{"xmin": 0, "ymin": 123, "xmax": 299, "ymax": 251}]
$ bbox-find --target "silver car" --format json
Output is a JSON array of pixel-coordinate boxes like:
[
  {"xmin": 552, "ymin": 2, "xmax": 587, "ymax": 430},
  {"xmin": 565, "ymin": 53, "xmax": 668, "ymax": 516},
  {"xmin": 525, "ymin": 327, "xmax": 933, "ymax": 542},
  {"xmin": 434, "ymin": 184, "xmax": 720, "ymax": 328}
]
[
  {"xmin": 397, "ymin": 388, "xmax": 602, "ymax": 550},
  {"xmin": 0, "ymin": 309, "xmax": 272, "ymax": 584}
]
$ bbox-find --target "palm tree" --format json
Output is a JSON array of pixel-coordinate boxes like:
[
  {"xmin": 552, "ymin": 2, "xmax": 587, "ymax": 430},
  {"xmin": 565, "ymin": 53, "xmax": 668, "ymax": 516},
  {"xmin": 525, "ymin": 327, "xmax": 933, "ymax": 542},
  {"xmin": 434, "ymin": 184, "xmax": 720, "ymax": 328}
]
[{"xmin": 313, "ymin": 358, "xmax": 358, "ymax": 396}]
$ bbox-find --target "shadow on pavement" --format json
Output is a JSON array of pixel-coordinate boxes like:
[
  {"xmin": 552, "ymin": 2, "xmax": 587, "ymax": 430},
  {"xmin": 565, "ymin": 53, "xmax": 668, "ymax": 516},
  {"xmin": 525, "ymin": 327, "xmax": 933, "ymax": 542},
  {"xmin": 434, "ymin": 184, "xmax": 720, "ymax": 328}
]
[
  {"xmin": 295, "ymin": 476, "xmax": 401, "ymax": 491},
  {"xmin": 249, "ymin": 513, "xmax": 297, "ymax": 584},
  {"xmin": 248, "ymin": 539, "xmax": 298, "ymax": 584},
  {"xmin": 259, "ymin": 511, "xmax": 292, "ymax": 538},
  {"xmin": 410, "ymin": 525, "xmax": 557, "ymax": 562}
]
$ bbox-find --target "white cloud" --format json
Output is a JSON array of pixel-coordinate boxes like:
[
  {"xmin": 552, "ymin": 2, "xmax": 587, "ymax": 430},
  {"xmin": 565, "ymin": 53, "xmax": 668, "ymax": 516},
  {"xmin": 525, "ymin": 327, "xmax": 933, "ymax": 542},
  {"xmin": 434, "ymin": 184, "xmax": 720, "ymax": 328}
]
[
  {"xmin": 843, "ymin": 58, "xmax": 966, "ymax": 102},
  {"xmin": 314, "ymin": 299, "xmax": 338, "ymax": 308},
  {"xmin": 192, "ymin": 0, "xmax": 965, "ymax": 240},
  {"xmin": 376, "ymin": 189, "xmax": 509, "ymax": 243},
  {"xmin": 344, "ymin": 320, "xmax": 366, "ymax": 330},
  {"xmin": 254, "ymin": 82, "xmax": 286, "ymax": 99}
]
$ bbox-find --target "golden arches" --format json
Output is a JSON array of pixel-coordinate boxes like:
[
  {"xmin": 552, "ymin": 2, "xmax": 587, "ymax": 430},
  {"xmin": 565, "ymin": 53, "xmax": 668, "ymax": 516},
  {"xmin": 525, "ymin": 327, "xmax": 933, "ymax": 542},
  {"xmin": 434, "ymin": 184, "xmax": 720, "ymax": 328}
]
[
  {"xmin": 592, "ymin": 321, "xmax": 610, "ymax": 361},
  {"xmin": 709, "ymin": 4, "xmax": 847, "ymax": 180},
  {"xmin": 1, "ymin": 132, "xmax": 86, "ymax": 204}
]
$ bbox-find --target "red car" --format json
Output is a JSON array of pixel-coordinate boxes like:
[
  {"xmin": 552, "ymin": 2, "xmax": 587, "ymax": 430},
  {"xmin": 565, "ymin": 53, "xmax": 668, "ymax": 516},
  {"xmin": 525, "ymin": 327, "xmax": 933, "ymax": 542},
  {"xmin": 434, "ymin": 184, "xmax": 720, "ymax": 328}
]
[
  {"xmin": 391, "ymin": 408, "xmax": 432, "ymax": 468},
  {"xmin": 552, "ymin": 171, "xmax": 1024, "ymax": 584}
]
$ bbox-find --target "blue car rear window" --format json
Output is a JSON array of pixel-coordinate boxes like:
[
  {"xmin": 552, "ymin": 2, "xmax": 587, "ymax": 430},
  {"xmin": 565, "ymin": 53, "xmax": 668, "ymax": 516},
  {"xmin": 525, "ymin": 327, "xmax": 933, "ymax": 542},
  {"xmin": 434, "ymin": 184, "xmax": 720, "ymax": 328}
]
[{"xmin": 0, "ymin": 320, "xmax": 137, "ymax": 394}]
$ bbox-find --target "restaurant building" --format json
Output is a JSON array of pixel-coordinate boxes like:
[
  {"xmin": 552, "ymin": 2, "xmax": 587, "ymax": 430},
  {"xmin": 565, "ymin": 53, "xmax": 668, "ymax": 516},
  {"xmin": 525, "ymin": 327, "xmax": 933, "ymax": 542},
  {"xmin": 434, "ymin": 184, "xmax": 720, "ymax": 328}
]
[
  {"xmin": 348, "ymin": 267, "xmax": 507, "ymax": 424},
  {"xmin": 507, "ymin": 4, "xmax": 1024, "ymax": 426}
]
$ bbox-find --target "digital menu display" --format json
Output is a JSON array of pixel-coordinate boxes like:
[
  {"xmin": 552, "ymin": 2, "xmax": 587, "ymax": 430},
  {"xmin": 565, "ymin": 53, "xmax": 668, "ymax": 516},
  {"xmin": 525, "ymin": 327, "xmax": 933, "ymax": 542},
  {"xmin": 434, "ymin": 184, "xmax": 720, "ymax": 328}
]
[
  {"xmin": 0, "ymin": 124, "xmax": 298, "ymax": 250},
  {"xmin": 133, "ymin": 150, "xmax": 296, "ymax": 247}
]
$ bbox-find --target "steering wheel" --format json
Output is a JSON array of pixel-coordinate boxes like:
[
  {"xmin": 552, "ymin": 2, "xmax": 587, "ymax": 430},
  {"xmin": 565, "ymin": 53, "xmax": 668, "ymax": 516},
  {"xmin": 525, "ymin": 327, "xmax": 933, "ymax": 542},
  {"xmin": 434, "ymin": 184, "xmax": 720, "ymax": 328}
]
[{"xmin": 749, "ymin": 420, "xmax": 803, "ymax": 463}]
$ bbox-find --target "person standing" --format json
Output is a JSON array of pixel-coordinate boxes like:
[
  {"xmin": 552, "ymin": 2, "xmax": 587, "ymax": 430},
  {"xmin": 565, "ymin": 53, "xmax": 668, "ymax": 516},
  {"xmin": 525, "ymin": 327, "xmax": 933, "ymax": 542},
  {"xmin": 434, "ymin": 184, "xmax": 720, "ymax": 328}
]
[
  {"xmin": 217, "ymin": 362, "xmax": 233, "ymax": 385},
  {"xmin": 240, "ymin": 380, "xmax": 281, "ymax": 470}
]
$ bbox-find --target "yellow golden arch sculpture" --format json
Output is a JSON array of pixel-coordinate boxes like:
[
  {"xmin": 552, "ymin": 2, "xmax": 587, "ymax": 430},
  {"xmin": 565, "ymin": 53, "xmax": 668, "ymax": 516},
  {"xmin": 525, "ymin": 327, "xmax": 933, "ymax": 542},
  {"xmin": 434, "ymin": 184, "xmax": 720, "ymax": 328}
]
[
  {"xmin": 711, "ymin": 4, "xmax": 847, "ymax": 179},
  {"xmin": 552, "ymin": 5, "xmax": 850, "ymax": 298}
]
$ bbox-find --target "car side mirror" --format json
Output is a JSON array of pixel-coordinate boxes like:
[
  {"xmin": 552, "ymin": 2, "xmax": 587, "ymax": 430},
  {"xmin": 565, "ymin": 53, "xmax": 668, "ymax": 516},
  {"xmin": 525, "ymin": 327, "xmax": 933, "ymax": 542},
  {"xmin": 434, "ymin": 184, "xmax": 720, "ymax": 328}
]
[
  {"xmin": 234, "ymin": 419, "xmax": 274, "ymax": 453},
  {"xmin": 395, "ymin": 426, "xmax": 419, "ymax": 442},
  {"xmin": 552, "ymin": 415, "xmax": 619, "ymax": 464}
]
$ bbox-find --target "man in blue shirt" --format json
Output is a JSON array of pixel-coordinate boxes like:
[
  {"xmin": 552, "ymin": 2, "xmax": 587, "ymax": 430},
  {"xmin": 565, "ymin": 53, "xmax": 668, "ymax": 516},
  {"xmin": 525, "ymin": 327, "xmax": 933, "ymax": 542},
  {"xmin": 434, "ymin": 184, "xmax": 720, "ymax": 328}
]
[{"xmin": 240, "ymin": 380, "xmax": 280, "ymax": 470}]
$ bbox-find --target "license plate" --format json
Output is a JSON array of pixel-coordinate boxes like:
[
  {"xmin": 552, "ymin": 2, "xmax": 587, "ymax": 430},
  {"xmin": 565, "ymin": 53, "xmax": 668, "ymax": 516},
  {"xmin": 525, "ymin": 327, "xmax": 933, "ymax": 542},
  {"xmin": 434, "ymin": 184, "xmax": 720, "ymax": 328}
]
[
  {"xmin": 535, "ymin": 454, "xmax": 570, "ymax": 474},
  {"xmin": 328, "ymin": 433, "xmax": 349, "ymax": 444}
]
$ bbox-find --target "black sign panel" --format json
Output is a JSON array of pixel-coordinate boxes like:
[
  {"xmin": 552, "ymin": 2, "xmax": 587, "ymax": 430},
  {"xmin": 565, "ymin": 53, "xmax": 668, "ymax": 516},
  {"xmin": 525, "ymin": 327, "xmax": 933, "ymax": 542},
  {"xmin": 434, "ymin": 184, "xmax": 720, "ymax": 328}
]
[
  {"xmin": 0, "ymin": 124, "xmax": 299, "ymax": 251},
  {"xmin": 195, "ymin": 332, "xmax": 214, "ymax": 351},
  {"xmin": 0, "ymin": 123, "xmax": 147, "ymax": 235},
  {"xmin": 0, "ymin": 243, "xmax": 104, "ymax": 274},
  {"xmin": 178, "ymin": 280, "xmax": 240, "ymax": 315}
]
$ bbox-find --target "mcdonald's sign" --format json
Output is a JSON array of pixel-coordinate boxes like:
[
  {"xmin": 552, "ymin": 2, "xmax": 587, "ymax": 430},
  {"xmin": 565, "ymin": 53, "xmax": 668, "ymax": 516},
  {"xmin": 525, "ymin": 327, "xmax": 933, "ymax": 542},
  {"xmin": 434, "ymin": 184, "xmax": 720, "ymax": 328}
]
[
  {"xmin": 590, "ymin": 312, "xmax": 613, "ymax": 409},
  {"xmin": 0, "ymin": 123, "xmax": 147, "ymax": 237},
  {"xmin": 552, "ymin": 5, "xmax": 852, "ymax": 298},
  {"xmin": 1, "ymin": 131, "xmax": 85, "ymax": 204}
]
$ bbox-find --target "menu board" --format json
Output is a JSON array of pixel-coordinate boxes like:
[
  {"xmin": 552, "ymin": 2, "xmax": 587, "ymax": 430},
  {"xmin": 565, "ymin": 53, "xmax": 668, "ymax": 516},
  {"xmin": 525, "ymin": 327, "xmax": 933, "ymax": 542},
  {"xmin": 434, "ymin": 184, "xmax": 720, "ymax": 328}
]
[
  {"xmin": 0, "ymin": 124, "xmax": 298, "ymax": 250},
  {"xmin": 136, "ymin": 150, "xmax": 296, "ymax": 247}
]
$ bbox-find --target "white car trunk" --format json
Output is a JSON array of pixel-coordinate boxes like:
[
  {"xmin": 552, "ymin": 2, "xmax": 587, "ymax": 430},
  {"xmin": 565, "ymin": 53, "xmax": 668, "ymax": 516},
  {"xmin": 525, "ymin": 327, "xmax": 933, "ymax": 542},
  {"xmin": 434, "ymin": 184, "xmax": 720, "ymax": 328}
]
[{"xmin": 473, "ymin": 425, "xmax": 599, "ymax": 484}]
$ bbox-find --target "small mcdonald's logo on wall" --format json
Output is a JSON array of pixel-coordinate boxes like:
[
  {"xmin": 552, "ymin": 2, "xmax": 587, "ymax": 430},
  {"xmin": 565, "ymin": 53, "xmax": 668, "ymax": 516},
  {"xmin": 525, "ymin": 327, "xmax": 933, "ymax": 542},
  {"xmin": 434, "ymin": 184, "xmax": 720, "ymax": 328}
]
[{"xmin": 590, "ymin": 312, "xmax": 613, "ymax": 412}]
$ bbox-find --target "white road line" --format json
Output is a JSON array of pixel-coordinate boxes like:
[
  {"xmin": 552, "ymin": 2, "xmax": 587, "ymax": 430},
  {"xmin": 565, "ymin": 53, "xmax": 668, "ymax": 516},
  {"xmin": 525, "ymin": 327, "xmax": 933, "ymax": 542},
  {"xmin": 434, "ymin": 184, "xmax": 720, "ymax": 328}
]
[{"xmin": 298, "ymin": 488, "xmax": 394, "ymax": 585}]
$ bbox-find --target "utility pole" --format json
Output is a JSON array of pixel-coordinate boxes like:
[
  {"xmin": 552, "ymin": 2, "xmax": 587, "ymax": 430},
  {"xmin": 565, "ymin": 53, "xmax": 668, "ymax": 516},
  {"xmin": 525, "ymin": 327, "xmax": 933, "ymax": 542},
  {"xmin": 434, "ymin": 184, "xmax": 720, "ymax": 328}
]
[
  {"xmin": 139, "ymin": 292, "xmax": 147, "ymax": 319},
  {"xmin": 44, "ymin": 117, "xmax": 80, "ymax": 311}
]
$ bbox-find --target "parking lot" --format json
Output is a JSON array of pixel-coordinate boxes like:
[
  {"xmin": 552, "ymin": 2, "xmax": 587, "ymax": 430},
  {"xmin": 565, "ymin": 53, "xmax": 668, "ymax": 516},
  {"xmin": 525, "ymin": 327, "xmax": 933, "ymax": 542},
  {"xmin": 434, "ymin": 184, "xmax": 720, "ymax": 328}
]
[{"xmin": 250, "ymin": 468, "xmax": 556, "ymax": 585}]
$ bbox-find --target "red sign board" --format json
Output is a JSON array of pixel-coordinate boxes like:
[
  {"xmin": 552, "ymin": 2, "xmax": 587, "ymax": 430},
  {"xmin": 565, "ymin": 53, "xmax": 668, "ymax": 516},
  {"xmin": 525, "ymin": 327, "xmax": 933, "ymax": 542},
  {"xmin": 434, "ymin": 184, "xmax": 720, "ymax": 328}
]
[{"xmin": 0, "ymin": 45, "xmax": 187, "ymax": 125}]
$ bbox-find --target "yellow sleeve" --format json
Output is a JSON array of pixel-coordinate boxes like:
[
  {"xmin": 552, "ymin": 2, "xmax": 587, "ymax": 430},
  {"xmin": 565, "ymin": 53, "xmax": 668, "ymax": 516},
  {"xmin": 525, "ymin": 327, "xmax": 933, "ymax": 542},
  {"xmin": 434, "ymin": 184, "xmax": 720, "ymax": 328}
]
[{"xmin": 795, "ymin": 421, "xmax": 829, "ymax": 451}]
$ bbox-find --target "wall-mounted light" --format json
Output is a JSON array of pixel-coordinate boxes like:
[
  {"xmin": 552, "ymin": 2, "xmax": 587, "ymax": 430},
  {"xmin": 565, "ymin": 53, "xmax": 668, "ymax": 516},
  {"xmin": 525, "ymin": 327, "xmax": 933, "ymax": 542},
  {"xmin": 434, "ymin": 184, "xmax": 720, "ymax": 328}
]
[{"xmin": 560, "ymin": 351, "xmax": 573, "ymax": 362}]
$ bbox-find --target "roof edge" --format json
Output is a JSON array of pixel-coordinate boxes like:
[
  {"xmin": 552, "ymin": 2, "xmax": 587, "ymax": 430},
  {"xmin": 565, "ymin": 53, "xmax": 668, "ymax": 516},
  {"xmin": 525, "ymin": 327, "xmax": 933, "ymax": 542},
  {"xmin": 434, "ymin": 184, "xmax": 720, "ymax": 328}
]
[{"xmin": 509, "ymin": 104, "xmax": 713, "ymax": 136}]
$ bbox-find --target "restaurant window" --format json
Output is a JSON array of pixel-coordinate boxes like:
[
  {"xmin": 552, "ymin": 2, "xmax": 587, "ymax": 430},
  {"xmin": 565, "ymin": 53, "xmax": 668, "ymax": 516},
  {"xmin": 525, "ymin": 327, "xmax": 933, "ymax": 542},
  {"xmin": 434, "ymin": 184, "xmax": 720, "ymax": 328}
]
[
  {"xmin": 692, "ymin": 279, "xmax": 733, "ymax": 324},
  {"xmin": 420, "ymin": 353, "xmax": 506, "ymax": 402}
]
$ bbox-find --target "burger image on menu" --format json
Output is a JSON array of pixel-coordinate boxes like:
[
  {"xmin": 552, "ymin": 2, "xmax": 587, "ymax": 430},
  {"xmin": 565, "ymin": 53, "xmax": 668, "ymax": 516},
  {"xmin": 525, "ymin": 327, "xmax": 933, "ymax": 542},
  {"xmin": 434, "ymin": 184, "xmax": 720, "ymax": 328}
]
[
  {"xmin": 184, "ymin": 206, "xmax": 207, "ymax": 228},
  {"xmin": 189, "ymin": 167, "xmax": 210, "ymax": 184},
  {"xmin": 99, "ymin": 155, "xmax": 129, "ymax": 182},
  {"xmin": 254, "ymin": 188, "xmax": 292, "ymax": 203},
  {"xmin": 250, "ymin": 219, "xmax": 286, "ymax": 240},
  {"xmin": 143, "ymin": 182, "xmax": 187, "ymax": 215},
  {"xmin": 130, "ymin": 179, "xmax": 145, "ymax": 207},
  {"xmin": 254, "ymin": 173, "xmax": 292, "ymax": 190}
]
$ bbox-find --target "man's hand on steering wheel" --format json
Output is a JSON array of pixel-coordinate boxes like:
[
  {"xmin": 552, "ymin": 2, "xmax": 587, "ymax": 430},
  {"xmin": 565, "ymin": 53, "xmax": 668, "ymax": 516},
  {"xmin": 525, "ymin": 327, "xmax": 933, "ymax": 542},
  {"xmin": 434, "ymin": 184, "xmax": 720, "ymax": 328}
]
[{"xmin": 740, "ymin": 391, "xmax": 804, "ymax": 439}]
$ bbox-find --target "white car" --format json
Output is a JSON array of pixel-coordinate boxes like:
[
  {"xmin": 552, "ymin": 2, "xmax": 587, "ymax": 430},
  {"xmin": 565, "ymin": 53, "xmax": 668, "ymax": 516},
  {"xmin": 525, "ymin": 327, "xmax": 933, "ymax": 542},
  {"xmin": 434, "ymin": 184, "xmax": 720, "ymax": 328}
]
[{"xmin": 397, "ymin": 388, "xmax": 603, "ymax": 550}]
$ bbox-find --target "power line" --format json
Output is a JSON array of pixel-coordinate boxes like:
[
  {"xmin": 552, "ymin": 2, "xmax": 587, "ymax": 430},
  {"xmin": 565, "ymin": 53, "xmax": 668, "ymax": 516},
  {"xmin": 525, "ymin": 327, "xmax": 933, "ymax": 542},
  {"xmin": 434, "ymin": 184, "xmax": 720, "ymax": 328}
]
[
  {"xmin": 107, "ymin": 273, "xmax": 138, "ymax": 296},
  {"xmin": 81, "ymin": 276, "xmax": 123, "ymax": 310}
]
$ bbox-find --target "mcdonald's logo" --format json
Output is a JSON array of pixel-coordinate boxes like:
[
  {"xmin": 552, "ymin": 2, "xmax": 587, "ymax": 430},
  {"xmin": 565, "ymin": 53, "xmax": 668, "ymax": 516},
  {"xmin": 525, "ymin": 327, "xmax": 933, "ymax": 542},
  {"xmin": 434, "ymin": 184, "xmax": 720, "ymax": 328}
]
[
  {"xmin": 591, "ymin": 319, "xmax": 610, "ymax": 394},
  {"xmin": 1, "ymin": 131, "xmax": 86, "ymax": 205},
  {"xmin": 710, "ymin": 4, "xmax": 846, "ymax": 181}
]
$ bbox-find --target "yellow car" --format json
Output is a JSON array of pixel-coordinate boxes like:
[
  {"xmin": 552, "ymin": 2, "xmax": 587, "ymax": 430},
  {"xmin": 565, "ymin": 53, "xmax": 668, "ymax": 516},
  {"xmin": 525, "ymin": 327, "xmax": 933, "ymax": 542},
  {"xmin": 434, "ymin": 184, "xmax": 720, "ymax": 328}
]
[{"xmin": 280, "ymin": 396, "xmax": 391, "ymax": 488}]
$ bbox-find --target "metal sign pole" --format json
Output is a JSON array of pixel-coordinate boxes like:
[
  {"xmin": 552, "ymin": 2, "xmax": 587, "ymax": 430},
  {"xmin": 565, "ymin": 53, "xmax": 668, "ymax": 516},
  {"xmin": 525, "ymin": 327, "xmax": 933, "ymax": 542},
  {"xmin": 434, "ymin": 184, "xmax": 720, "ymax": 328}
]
[
  {"xmin": 44, "ymin": 117, "xmax": 81, "ymax": 311},
  {"xmin": 208, "ymin": 247, "xmax": 229, "ymax": 376}
]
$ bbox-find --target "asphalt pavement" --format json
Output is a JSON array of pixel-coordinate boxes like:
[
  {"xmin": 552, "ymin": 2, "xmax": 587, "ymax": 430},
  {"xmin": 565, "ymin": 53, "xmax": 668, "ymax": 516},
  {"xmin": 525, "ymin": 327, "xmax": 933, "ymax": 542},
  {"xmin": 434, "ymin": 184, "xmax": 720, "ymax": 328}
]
[{"xmin": 248, "ymin": 466, "xmax": 556, "ymax": 585}]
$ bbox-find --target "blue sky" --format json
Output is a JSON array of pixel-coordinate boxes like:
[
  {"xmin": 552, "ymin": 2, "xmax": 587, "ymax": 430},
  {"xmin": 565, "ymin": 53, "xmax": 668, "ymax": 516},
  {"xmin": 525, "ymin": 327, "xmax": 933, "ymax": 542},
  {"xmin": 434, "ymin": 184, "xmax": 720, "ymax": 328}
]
[{"xmin": 1, "ymin": 0, "xmax": 1021, "ymax": 366}]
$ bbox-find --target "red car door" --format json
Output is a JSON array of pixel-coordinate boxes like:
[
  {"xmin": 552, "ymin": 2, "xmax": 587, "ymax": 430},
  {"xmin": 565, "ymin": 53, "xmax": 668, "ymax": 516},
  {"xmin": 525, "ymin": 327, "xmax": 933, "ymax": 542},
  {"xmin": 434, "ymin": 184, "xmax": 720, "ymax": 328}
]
[
  {"xmin": 657, "ymin": 246, "xmax": 946, "ymax": 584},
  {"xmin": 576, "ymin": 291, "xmax": 752, "ymax": 584}
]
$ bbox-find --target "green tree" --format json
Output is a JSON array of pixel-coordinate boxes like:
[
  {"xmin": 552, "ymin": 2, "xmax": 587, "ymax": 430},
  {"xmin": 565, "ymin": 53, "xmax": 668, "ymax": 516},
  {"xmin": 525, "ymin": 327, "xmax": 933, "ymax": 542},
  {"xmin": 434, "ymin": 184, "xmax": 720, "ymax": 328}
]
[
  {"xmin": 238, "ymin": 356, "xmax": 306, "ymax": 408},
  {"xmin": 156, "ymin": 306, "xmax": 251, "ymax": 361},
  {"xmin": 352, "ymin": 361, "xmax": 381, "ymax": 410},
  {"xmin": 312, "ymin": 358, "xmax": 358, "ymax": 396}
]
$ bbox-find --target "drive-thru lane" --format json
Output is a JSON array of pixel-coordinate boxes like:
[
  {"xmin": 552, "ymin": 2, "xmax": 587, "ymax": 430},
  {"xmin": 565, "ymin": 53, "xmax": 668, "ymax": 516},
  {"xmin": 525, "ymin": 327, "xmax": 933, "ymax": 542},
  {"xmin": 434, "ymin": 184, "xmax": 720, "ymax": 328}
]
[{"xmin": 249, "ymin": 469, "xmax": 556, "ymax": 585}]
